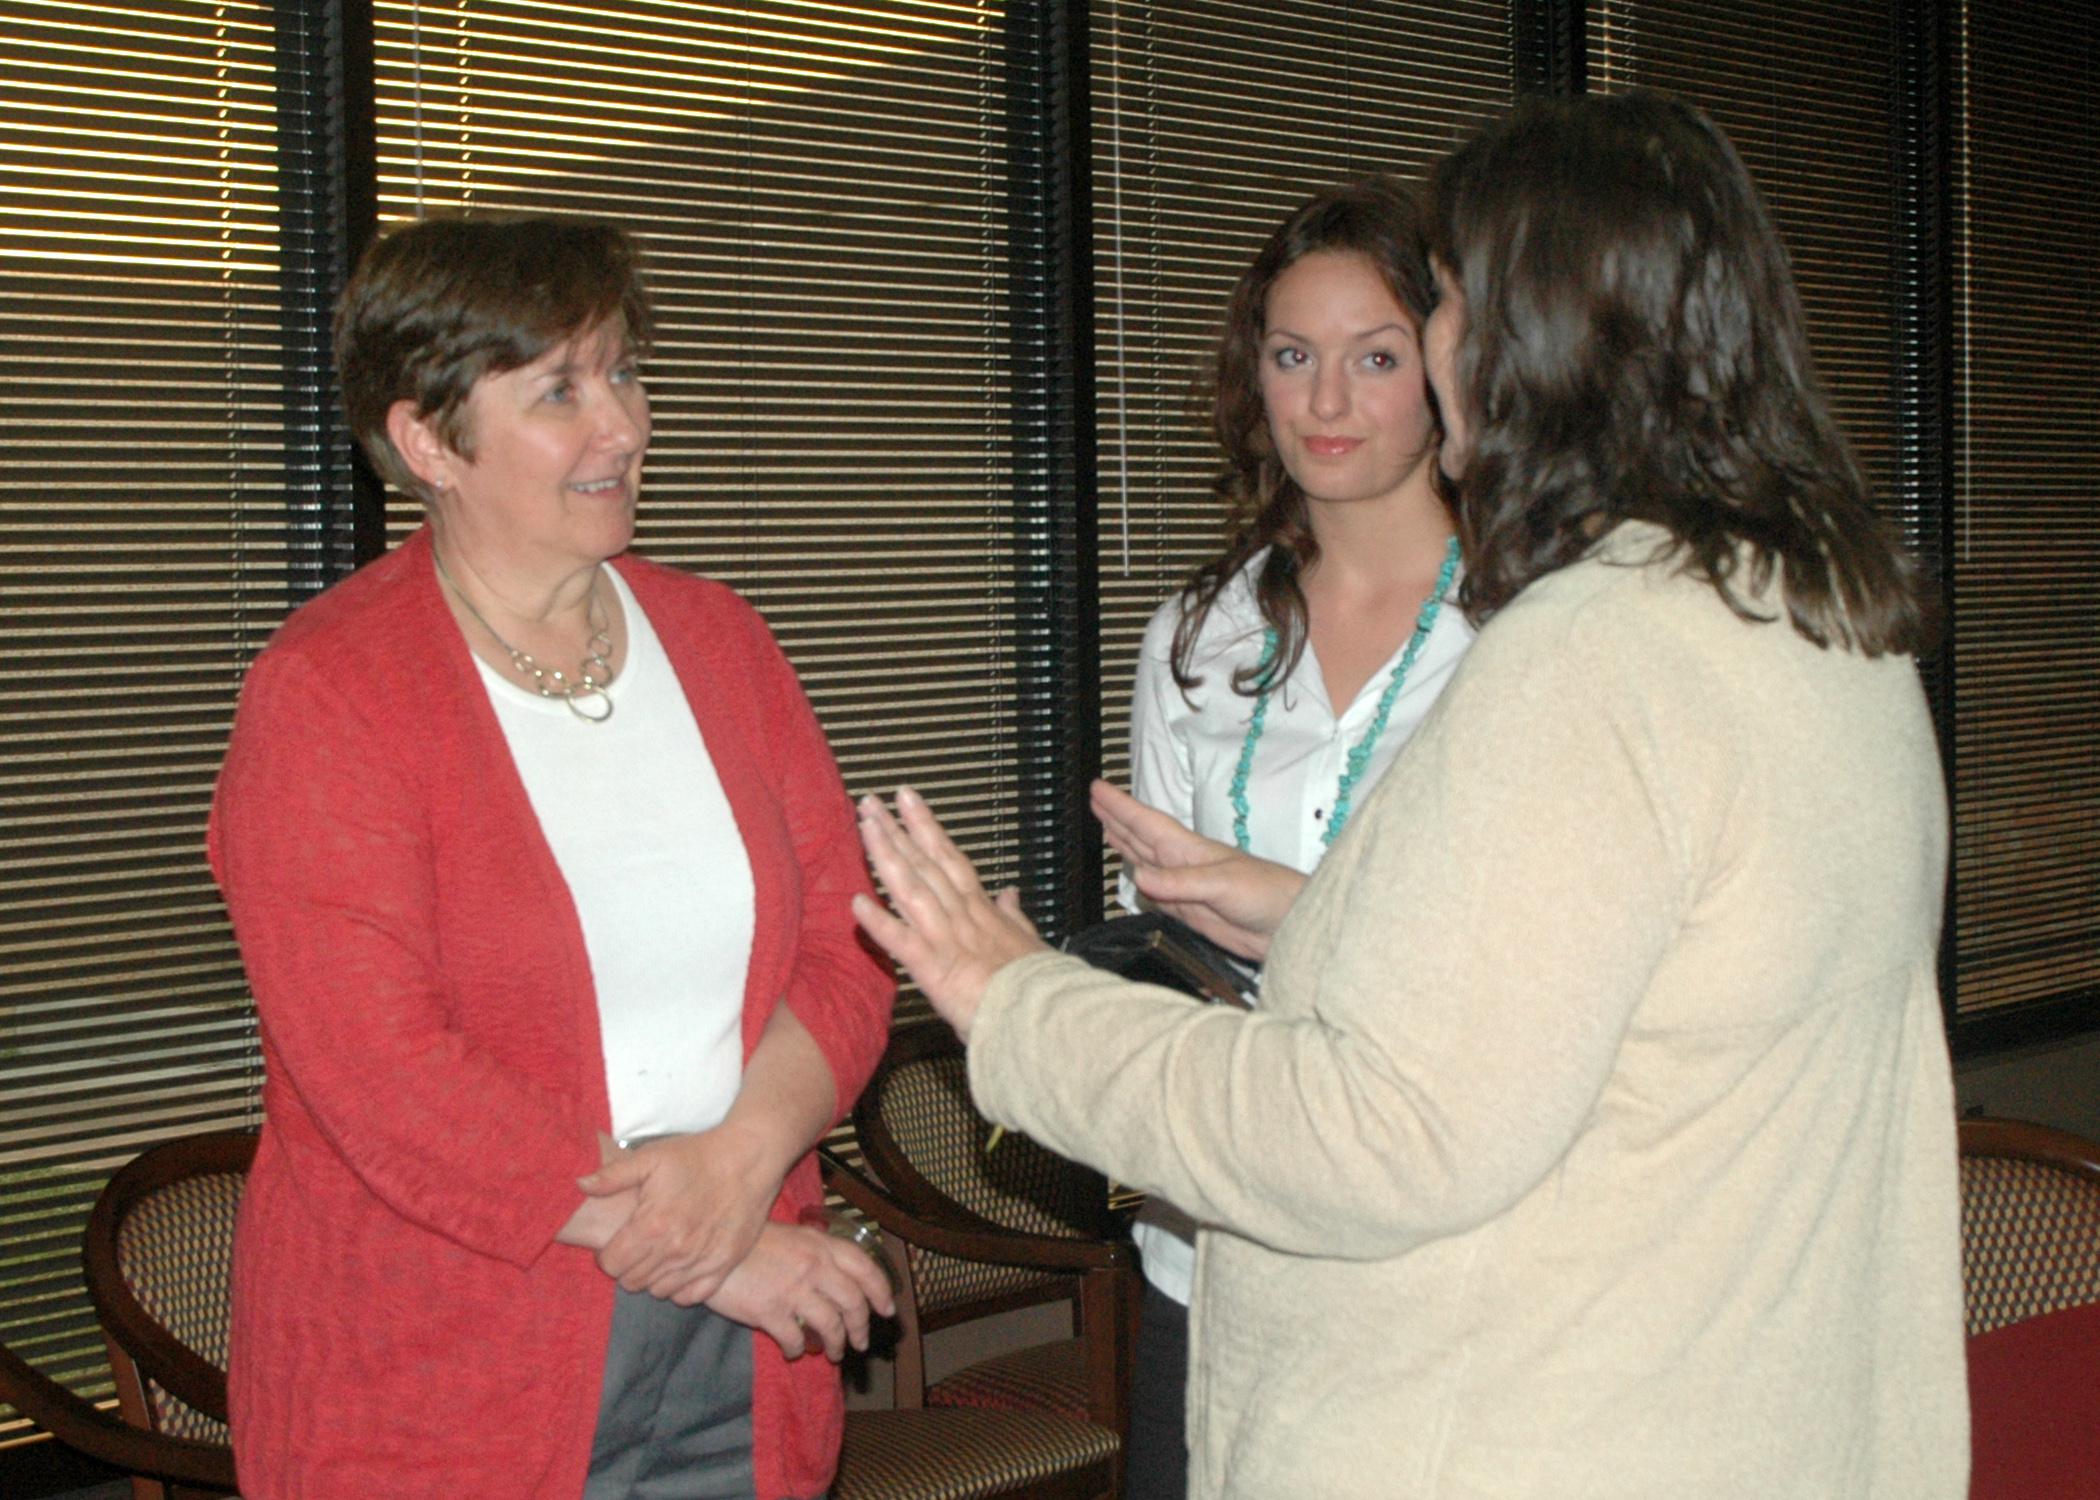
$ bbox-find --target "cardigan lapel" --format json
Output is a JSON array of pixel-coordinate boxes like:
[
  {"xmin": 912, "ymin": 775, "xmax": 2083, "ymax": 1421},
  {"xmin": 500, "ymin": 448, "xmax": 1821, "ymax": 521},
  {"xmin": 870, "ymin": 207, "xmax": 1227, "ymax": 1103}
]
[{"xmin": 397, "ymin": 525, "xmax": 617, "ymax": 1131}]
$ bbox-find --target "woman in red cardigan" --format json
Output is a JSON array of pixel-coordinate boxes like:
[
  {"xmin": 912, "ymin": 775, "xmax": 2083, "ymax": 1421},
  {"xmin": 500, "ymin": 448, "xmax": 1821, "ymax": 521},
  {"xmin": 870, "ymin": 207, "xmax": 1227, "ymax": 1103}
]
[{"xmin": 208, "ymin": 216, "xmax": 894, "ymax": 1499}]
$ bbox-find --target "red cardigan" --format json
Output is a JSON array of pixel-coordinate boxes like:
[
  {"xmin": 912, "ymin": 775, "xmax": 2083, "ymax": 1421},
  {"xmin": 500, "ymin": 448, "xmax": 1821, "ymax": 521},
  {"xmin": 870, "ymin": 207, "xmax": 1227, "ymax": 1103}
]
[{"xmin": 207, "ymin": 529, "xmax": 893, "ymax": 1499}]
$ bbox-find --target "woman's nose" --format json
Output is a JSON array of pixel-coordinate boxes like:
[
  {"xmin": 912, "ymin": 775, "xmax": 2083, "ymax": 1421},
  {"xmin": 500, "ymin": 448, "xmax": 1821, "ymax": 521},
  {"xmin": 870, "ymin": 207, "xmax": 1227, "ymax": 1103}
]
[
  {"xmin": 593, "ymin": 385, "xmax": 650, "ymax": 450},
  {"xmin": 1310, "ymin": 364, "xmax": 1348, "ymax": 419}
]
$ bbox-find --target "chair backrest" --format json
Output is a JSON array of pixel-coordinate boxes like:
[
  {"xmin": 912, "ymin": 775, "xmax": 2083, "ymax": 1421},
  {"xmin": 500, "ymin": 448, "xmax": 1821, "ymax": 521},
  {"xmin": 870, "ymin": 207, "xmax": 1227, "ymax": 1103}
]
[
  {"xmin": 853, "ymin": 1021, "xmax": 1115, "ymax": 1328},
  {"xmin": 84, "ymin": 1130, "xmax": 255, "ymax": 1446},
  {"xmin": 1957, "ymin": 1116, "xmax": 2100, "ymax": 1336}
]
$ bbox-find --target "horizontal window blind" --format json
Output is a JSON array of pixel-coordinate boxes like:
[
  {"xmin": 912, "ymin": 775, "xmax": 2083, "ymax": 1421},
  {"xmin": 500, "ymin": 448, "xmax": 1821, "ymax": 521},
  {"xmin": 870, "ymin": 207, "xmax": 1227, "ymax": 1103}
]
[
  {"xmin": 372, "ymin": 0, "xmax": 1020, "ymax": 928},
  {"xmin": 0, "ymin": 0, "xmax": 285, "ymax": 1442},
  {"xmin": 1948, "ymin": 0, "xmax": 2100, "ymax": 1020},
  {"xmin": 1588, "ymin": 1, "xmax": 1900, "ymax": 505},
  {"xmin": 1089, "ymin": 1, "xmax": 1514, "ymax": 833}
]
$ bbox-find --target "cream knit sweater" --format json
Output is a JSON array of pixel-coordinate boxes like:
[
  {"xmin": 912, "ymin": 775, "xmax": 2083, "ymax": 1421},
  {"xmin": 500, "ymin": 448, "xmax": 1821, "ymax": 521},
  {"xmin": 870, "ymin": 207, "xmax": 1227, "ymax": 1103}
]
[{"xmin": 971, "ymin": 524, "xmax": 1967, "ymax": 1499}]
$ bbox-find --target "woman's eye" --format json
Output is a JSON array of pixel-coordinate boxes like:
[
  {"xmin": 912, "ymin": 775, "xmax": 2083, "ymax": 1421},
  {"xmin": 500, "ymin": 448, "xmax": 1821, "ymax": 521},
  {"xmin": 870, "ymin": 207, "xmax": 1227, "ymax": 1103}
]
[
  {"xmin": 1365, "ymin": 350, "xmax": 1399, "ymax": 372},
  {"xmin": 544, "ymin": 380, "xmax": 574, "ymax": 404},
  {"xmin": 611, "ymin": 362, "xmax": 641, "ymax": 386},
  {"xmin": 1270, "ymin": 347, "xmax": 1308, "ymax": 370}
]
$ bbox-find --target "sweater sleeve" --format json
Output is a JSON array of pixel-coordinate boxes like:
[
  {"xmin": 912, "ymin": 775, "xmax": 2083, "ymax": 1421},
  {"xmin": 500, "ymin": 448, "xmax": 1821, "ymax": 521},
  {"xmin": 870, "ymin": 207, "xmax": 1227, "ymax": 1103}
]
[
  {"xmin": 737, "ymin": 607, "xmax": 895, "ymax": 1122},
  {"xmin": 208, "ymin": 649, "xmax": 600, "ymax": 1267},
  {"xmin": 969, "ymin": 587, "xmax": 1704, "ymax": 1260}
]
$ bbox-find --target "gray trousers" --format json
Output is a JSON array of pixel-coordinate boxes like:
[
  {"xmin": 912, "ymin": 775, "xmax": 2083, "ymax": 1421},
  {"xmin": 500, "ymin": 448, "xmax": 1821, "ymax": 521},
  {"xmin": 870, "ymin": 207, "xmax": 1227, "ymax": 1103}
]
[{"xmin": 583, "ymin": 1289, "xmax": 759, "ymax": 1500}]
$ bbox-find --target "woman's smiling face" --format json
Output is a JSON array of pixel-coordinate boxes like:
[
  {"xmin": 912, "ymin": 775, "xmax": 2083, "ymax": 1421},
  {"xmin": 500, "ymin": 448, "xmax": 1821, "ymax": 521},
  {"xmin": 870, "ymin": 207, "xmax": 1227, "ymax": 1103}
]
[
  {"xmin": 1257, "ymin": 249, "xmax": 1438, "ymax": 511},
  {"xmin": 420, "ymin": 318, "xmax": 652, "ymax": 579}
]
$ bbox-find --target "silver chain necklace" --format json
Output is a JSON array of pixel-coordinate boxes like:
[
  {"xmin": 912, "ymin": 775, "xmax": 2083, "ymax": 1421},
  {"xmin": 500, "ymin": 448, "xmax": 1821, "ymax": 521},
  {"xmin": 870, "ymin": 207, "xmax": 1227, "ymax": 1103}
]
[{"xmin": 434, "ymin": 549, "xmax": 617, "ymax": 723}]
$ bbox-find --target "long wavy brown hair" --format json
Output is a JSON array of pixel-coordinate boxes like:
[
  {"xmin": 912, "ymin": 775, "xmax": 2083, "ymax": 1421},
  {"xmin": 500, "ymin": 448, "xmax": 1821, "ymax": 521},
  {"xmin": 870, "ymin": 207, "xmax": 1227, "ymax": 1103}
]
[
  {"xmin": 1171, "ymin": 177, "xmax": 1443, "ymax": 694},
  {"xmin": 1428, "ymin": 90, "xmax": 1931, "ymax": 655}
]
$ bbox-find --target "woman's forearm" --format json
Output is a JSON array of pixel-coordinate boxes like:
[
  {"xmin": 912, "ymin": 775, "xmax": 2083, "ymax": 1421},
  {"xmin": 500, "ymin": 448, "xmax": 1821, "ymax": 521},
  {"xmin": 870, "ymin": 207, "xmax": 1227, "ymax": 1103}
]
[{"xmin": 717, "ymin": 1003, "xmax": 838, "ymax": 1180}]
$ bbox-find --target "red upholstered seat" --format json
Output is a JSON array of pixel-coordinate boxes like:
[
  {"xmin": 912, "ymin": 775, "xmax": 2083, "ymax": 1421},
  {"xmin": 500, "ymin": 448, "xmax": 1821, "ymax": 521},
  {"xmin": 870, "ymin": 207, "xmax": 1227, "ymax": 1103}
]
[{"xmin": 1966, "ymin": 1299, "xmax": 2100, "ymax": 1499}]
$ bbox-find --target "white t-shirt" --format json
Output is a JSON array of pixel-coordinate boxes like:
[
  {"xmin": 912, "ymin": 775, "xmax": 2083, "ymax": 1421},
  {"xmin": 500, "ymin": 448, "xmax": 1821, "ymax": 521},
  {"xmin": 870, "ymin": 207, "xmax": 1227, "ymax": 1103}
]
[
  {"xmin": 1122, "ymin": 547, "xmax": 1474, "ymax": 1304},
  {"xmin": 473, "ymin": 566, "xmax": 756, "ymax": 1143}
]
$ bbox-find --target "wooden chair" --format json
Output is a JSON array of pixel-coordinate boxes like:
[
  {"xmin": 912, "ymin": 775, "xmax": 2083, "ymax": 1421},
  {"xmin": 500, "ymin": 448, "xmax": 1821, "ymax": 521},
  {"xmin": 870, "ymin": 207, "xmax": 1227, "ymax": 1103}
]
[
  {"xmin": 81, "ymin": 1128, "xmax": 252, "ymax": 1500},
  {"xmin": 0, "ymin": 1335, "xmax": 236, "ymax": 1498},
  {"xmin": 823, "ymin": 1019, "xmax": 1135, "ymax": 1498},
  {"xmin": 822, "ymin": 1147, "xmax": 1129, "ymax": 1499},
  {"xmin": 1957, "ymin": 1115, "xmax": 2100, "ymax": 1335},
  {"xmin": 1957, "ymin": 1116, "xmax": 2100, "ymax": 1499}
]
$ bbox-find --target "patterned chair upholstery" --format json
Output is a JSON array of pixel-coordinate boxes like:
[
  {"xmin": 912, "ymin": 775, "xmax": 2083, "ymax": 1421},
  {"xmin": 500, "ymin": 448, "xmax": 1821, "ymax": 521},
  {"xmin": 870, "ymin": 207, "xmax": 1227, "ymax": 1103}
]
[
  {"xmin": 83, "ymin": 1128, "xmax": 253, "ymax": 1500},
  {"xmin": 826, "ymin": 1019, "xmax": 1136, "ymax": 1499},
  {"xmin": 1957, "ymin": 1116, "xmax": 2100, "ymax": 1335},
  {"xmin": 834, "ymin": 1407, "xmax": 1119, "ymax": 1500}
]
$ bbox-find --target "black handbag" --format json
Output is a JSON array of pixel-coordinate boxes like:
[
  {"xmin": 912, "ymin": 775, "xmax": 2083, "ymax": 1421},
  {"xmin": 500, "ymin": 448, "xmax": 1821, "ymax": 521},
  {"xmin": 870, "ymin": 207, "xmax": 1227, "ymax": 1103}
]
[{"xmin": 1061, "ymin": 912, "xmax": 1258, "ymax": 1009}]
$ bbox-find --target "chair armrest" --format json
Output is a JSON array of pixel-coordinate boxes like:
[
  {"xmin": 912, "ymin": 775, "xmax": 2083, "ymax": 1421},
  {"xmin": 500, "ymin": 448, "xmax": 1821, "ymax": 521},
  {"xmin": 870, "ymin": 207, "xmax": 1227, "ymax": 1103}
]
[
  {"xmin": 82, "ymin": 1132, "xmax": 249, "ymax": 1426},
  {"xmin": 0, "ymin": 1340, "xmax": 238, "ymax": 1491},
  {"xmin": 82, "ymin": 1264, "xmax": 230, "ymax": 1425},
  {"xmin": 1961, "ymin": 1117, "xmax": 2100, "ymax": 1182},
  {"xmin": 821, "ymin": 1149, "xmax": 1134, "ymax": 1275}
]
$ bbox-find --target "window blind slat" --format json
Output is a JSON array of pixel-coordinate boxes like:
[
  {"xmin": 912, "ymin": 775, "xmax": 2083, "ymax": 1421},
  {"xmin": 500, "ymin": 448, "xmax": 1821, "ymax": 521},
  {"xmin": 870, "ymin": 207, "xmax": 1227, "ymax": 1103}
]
[
  {"xmin": 371, "ymin": 0, "xmax": 1023, "ymax": 915},
  {"xmin": 1947, "ymin": 0, "xmax": 2100, "ymax": 1018},
  {"xmin": 0, "ymin": 0, "xmax": 284, "ymax": 1446}
]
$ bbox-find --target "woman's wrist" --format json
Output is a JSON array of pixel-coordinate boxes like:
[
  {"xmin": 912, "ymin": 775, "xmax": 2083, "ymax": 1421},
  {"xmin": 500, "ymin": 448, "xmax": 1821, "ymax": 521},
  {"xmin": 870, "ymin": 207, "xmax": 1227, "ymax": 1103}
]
[{"xmin": 707, "ymin": 1110, "xmax": 800, "ymax": 1195}]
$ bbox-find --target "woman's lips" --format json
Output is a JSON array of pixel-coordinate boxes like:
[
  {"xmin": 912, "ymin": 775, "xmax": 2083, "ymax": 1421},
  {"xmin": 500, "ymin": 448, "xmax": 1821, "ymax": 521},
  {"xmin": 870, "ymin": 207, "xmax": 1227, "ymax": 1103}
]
[{"xmin": 1300, "ymin": 435, "xmax": 1362, "ymax": 457}]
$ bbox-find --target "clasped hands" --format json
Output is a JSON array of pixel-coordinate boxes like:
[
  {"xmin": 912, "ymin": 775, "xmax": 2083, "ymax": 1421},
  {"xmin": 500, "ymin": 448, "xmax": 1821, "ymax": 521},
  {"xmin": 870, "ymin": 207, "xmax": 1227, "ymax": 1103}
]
[
  {"xmin": 851, "ymin": 779, "xmax": 1306, "ymax": 1039},
  {"xmin": 551, "ymin": 778, "xmax": 1296, "ymax": 1363},
  {"xmin": 560, "ymin": 1126, "xmax": 893, "ymax": 1363}
]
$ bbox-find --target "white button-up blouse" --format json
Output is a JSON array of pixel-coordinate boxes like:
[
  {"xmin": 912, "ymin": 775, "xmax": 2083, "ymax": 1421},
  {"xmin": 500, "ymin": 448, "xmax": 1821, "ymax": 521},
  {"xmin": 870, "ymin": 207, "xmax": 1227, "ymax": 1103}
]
[{"xmin": 1119, "ymin": 546, "xmax": 1475, "ymax": 1303}]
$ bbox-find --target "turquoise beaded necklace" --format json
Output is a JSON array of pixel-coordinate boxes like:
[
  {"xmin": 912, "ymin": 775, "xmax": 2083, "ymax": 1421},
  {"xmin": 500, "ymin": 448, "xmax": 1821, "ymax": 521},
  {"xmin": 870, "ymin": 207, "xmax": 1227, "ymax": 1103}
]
[{"xmin": 1228, "ymin": 535, "xmax": 1461, "ymax": 852}]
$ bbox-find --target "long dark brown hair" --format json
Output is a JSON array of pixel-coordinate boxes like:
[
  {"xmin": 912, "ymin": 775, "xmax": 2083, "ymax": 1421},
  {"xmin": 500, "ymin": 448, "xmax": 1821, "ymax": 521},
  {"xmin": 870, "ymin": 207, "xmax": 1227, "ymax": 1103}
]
[
  {"xmin": 1171, "ymin": 176, "xmax": 1443, "ymax": 694},
  {"xmin": 1428, "ymin": 90, "xmax": 1931, "ymax": 655}
]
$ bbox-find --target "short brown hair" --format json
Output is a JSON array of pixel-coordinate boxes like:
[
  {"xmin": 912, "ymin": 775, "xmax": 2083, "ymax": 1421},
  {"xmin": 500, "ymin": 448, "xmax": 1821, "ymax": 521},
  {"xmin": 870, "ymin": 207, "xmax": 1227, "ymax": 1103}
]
[{"xmin": 335, "ymin": 214, "xmax": 655, "ymax": 498}]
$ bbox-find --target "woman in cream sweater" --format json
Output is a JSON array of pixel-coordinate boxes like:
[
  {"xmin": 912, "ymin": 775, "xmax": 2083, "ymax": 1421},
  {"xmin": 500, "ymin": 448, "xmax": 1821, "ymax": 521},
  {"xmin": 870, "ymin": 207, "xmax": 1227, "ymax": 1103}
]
[{"xmin": 854, "ymin": 91, "xmax": 1966, "ymax": 1500}]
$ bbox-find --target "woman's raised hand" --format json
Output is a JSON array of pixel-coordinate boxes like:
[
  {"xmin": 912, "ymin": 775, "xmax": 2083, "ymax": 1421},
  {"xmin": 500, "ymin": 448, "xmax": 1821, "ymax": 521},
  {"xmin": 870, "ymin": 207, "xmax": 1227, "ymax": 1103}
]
[
  {"xmin": 851, "ymin": 787, "xmax": 1049, "ymax": 1041},
  {"xmin": 702, "ymin": 1222, "xmax": 896, "ymax": 1362},
  {"xmin": 1092, "ymin": 779, "xmax": 1305, "ymax": 961}
]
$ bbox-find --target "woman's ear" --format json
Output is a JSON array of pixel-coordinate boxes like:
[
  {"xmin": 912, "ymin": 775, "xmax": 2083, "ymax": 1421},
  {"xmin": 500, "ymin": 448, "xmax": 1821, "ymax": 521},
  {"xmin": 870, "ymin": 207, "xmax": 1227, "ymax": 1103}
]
[{"xmin": 386, "ymin": 399, "xmax": 455, "ymax": 494}]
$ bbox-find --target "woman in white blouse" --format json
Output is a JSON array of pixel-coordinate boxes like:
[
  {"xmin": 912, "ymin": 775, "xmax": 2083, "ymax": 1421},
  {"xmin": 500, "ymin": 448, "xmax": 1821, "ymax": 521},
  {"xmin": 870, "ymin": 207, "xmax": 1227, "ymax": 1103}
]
[{"xmin": 1113, "ymin": 177, "xmax": 1474, "ymax": 1500}]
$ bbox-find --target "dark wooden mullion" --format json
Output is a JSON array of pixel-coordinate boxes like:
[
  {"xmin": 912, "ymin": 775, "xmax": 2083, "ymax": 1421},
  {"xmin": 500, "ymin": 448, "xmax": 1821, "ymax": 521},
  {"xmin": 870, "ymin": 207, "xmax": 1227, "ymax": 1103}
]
[
  {"xmin": 1512, "ymin": 0, "xmax": 1587, "ymax": 96},
  {"xmin": 272, "ymin": 0, "xmax": 385, "ymax": 599},
  {"xmin": 1889, "ymin": 0, "xmax": 1965, "ymax": 1041},
  {"xmin": 335, "ymin": 0, "xmax": 388, "ymax": 569},
  {"xmin": 1005, "ymin": 0, "xmax": 1104, "ymax": 945}
]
